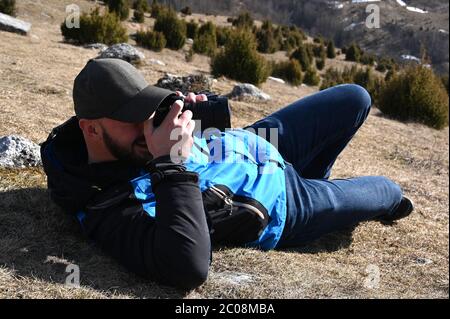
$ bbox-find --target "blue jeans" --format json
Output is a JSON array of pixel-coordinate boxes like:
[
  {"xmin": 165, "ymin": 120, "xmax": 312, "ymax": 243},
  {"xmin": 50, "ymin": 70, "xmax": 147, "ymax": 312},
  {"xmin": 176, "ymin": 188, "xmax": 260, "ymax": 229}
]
[{"xmin": 245, "ymin": 84, "xmax": 403, "ymax": 248}]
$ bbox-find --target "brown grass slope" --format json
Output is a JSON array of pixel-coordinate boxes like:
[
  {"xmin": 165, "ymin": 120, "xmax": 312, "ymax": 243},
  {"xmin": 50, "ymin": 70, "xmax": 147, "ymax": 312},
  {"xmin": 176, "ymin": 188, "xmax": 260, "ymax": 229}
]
[{"xmin": 0, "ymin": 0, "xmax": 448, "ymax": 298}]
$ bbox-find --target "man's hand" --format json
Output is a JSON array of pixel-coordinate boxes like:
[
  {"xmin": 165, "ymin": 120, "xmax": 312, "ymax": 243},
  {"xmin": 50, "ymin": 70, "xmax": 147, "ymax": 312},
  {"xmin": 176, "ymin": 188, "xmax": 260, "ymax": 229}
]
[
  {"xmin": 144, "ymin": 92, "xmax": 207, "ymax": 160},
  {"xmin": 175, "ymin": 91, "xmax": 208, "ymax": 103}
]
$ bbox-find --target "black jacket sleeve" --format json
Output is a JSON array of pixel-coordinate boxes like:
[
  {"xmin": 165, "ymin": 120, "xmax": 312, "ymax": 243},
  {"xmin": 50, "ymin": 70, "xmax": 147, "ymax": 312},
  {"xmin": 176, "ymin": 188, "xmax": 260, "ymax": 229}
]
[{"xmin": 80, "ymin": 157, "xmax": 211, "ymax": 290}]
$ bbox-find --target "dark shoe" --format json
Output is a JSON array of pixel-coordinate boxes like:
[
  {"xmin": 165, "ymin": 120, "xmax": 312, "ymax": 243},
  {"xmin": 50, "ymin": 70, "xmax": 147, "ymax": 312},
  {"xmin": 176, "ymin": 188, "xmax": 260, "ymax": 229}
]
[{"xmin": 377, "ymin": 196, "xmax": 414, "ymax": 222}]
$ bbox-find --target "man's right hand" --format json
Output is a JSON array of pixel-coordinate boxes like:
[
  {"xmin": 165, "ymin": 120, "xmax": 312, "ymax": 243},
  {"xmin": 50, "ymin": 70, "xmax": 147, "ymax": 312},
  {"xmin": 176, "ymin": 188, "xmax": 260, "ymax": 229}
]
[{"xmin": 144, "ymin": 100, "xmax": 195, "ymax": 160}]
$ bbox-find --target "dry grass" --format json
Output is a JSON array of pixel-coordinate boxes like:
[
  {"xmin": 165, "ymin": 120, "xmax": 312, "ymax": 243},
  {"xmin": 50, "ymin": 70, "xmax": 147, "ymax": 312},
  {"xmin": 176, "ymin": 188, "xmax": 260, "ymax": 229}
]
[{"xmin": 0, "ymin": 0, "xmax": 448, "ymax": 299}]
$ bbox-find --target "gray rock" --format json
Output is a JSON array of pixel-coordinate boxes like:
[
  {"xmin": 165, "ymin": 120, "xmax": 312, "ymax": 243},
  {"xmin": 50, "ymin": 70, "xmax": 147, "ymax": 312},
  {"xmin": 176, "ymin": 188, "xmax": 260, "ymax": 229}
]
[
  {"xmin": 84, "ymin": 43, "xmax": 108, "ymax": 52},
  {"xmin": 414, "ymin": 257, "xmax": 433, "ymax": 265},
  {"xmin": 185, "ymin": 38, "xmax": 194, "ymax": 45},
  {"xmin": 97, "ymin": 43, "xmax": 145, "ymax": 65},
  {"xmin": 0, "ymin": 12, "xmax": 31, "ymax": 35},
  {"xmin": 0, "ymin": 135, "xmax": 41, "ymax": 168},
  {"xmin": 156, "ymin": 73, "xmax": 213, "ymax": 93},
  {"xmin": 228, "ymin": 83, "xmax": 271, "ymax": 102}
]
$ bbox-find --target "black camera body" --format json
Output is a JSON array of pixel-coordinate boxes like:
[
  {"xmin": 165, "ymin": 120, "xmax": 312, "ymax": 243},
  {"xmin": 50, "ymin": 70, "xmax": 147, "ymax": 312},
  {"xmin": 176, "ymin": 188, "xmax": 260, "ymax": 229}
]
[{"xmin": 153, "ymin": 92, "xmax": 232, "ymax": 132}]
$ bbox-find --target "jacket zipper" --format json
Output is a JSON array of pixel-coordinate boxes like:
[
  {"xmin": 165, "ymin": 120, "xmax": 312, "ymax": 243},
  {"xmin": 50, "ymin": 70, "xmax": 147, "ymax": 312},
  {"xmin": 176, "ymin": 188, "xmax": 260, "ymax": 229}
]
[{"xmin": 209, "ymin": 185, "xmax": 266, "ymax": 220}]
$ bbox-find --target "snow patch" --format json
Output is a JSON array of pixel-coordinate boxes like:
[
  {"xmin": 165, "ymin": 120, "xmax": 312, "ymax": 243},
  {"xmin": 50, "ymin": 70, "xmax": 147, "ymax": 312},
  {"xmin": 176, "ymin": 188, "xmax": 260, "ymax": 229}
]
[
  {"xmin": 396, "ymin": 1, "xmax": 428, "ymax": 14},
  {"xmin": 344, "ymin": 22, "xmax": 364, "ymax": 31},
  {"xmin": 401, "ymin": 54, "xmax": 421, "ymax": 63},
  {"xmin": 406, "ymin": 6, "xmax": 428, "ymax": 14}
]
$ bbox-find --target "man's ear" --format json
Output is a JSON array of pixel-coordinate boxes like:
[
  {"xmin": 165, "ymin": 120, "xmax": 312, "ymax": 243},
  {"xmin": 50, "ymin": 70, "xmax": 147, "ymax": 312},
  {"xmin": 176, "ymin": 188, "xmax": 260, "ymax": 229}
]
[{"xmin": 79, "ymin": 119, "xmax": 102, "ymax": 140}]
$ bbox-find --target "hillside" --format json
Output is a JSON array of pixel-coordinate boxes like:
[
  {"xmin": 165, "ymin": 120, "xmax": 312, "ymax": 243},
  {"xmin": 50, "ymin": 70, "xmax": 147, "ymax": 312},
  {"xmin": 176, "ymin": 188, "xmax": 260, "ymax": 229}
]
[
  {"xmin": 159, "ymin": 0, "xmax": 449, "ymax": 75},
  {"xmin": 0, "ymin": 0, "xmax": 448, "ymax": 298}
]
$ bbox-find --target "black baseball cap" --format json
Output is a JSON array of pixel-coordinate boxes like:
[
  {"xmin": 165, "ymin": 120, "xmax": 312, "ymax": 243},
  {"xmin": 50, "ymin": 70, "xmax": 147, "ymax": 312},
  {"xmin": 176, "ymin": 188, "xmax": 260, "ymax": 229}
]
[{"xmin": 73, "ymin": 58, "xmax": 175, "ymax": 122}]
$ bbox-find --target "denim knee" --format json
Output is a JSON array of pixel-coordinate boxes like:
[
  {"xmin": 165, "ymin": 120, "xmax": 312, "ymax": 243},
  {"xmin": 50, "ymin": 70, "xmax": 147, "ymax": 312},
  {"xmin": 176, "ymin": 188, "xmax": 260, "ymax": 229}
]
[{"xmin": 337, "ymin": 84, "xmax": 372, "ymax": 126}]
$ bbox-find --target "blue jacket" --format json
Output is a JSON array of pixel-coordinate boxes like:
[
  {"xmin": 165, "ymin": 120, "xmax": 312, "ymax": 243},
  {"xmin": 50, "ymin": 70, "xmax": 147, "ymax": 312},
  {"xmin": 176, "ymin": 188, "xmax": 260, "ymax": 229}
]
[{"xmin": 133, "ymin": 128, "xmax": 288, "ymax": 250}]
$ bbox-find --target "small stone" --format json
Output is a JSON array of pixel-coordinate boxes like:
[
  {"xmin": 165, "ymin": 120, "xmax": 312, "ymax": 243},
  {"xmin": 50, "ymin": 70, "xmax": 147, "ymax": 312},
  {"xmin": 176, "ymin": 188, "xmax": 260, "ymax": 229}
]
[
  {"xmin": 0, "ymin": 12, "xmax": 32, "ymax": 35},
  {"xmin": 84, "ymin": 43, "xmax": 108, "ymax": 52},
  {"xmin": 414, "ymin": 257, "xmax": 433, "ymax": 265},
  {"xmin": 156, "ymin": 73, "xmax": 213, "ymax": 93},
  {"xmin": 228, "ymin": 83, "xmax": 271, "ymax": 102},
  {"xmin": 97, "ymin": 43, "xmax": 145, "ymax": 65},
  {"xmin": 0, "ymin": 135, "xmax": 42, "ymax": 168}
]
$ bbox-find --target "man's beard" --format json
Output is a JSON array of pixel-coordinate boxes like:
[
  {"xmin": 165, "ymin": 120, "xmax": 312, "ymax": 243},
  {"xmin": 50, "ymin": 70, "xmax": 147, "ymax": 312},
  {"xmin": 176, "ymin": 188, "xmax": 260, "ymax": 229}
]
[{"xmin": 102, "ymin": 129, "xmax": 153, "ymax": 167}]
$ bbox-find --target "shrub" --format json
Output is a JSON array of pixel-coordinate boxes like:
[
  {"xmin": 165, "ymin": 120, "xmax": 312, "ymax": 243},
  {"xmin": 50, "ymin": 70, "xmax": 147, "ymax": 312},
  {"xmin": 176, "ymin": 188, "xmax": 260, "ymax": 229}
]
[
  {"xmin": 327, "ymin": 40, "xmax": 336, "ymax": 59},
  {"xmin": 107, "ymin": 0, "xmax": 130, "ymax": 21},
  {"xmin": 281, "ymin": 32, "xmax": 302, "ymax": 52},
  {"xmin": 271, "ymin": 59, "xmax": 303, "ymax": 86},
  {"xmin": 305, "ymin": 44, "xmax": 315, "ymax": 63},
  {"xmin": 133, "ymin": 7, "xmax": 145, "ymax": 23},
  {"xmin": 320, "ymin": 68, "xmax": 344, "ymax": 90},
  {"xmin": 150, "ymin": 0, "xmax": 165, "ymax": 19},
  {"xmin": 385, "ymin": 68, "xmax": 396, "ymax": 82},
  {"xmin": 232, "ymin": 12, "xmax": 254, "ymax": 30},
  {"xmin": 345, "ymin": 43, "xmax": 361, "ymax": 62},
  {"xmin": 193, "ymin": 21, "xmax": 217, "ymax": 56},
  {"xmin": 289, "ymin": 25, "xmax": 306, "ymax": 37},
  {"xmin": 135, "ymin": 29, "xmax": 166, "ymax": 51},
  {"xmin": 353, "ymin": 67, "xmax": 380, "ymax": 102},
  {"xmin": 0, "ymin": 0, "xmax": 15, "ymax": 16},
  {"xmin": 360, "ymin": 53, "xmax": 375, "ymax": 66},
  {"xmin": 320, "ymin": 65, "xmax": 381, "ymax": 99},
  {"xmin": 378, "ymin": 65, "xmax": 449, "ymax": 129},
  {"xmin": 441, "ymin": 75, "xmax": 449, "ymax": 94},
  {"xmin": 132, "ymin": 0, "xmax": 149, "ymax": 12},
  {"xmin": 316, "ymin": 58, "xmax": 325, "ymax": 70},
  {"xmin": 60, "ymin": 7, "xmax": 128, "ymax": 45},
  {"xmin": 186, "ymin": 20, "xmax": 199, "ymax": 39},
  {"xmin": 313, "ymin": 37, "xmax": 322, "ymax": 44},
  {"xmin": 290, "ymin": 45, "xmax": 311, "ymax": 71},
  {"xmin": 212, "ymin": 30, "xmax": 270, "ymax": 86},
  {"xmin": 154, "ymin": 8, "xmax": 186, "ymax": 50},
  {"xmin": 375, "ymin": 56, "xmax": 398, "ymax": 73},
  {"xmin": 313, "ymin": 43, "xmax": 326, "ymax": 58},
  {"xmin": 256, "ymin": 22, "xmax": 278, "ymax": 53},
  {"xmin": 376, "ymin": 62, "xmax": 387, "ymax": 73},
  {"xmin": 181, "ymin": 6, "xmax": 192, "ymax": 15},
  {"xmin": 303, "ymin": 67, "xmax": 320, "ymax": 86},
  {"xmin": 216, "ymin": 26, "xmax": 232, "ymax": 46},
  {"xmin": 353, "ymin": 68, "xmax": 375, "ymax": 90}
]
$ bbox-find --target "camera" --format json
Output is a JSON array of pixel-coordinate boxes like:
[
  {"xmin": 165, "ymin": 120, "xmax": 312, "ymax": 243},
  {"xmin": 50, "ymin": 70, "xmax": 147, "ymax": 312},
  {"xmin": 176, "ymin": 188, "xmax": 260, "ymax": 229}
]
[{"xmin": 153, "ymin": 92, "xmax": 232, "ymax": 133}]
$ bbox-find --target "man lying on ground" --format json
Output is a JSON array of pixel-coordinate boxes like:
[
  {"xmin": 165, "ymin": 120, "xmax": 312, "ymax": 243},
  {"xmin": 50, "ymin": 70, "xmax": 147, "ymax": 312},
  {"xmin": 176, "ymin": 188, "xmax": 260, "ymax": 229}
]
[{"xmin": 41, "ymin": 58, "xmax": 414, "ymax": 289}]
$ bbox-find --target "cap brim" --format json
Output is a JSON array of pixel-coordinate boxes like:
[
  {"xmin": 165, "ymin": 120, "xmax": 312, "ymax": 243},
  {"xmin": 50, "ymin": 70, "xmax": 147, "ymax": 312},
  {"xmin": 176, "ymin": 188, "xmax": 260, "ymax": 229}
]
[{"xmin": 108, "ymin": 85, "xmax": 176, "ymax": 123}]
